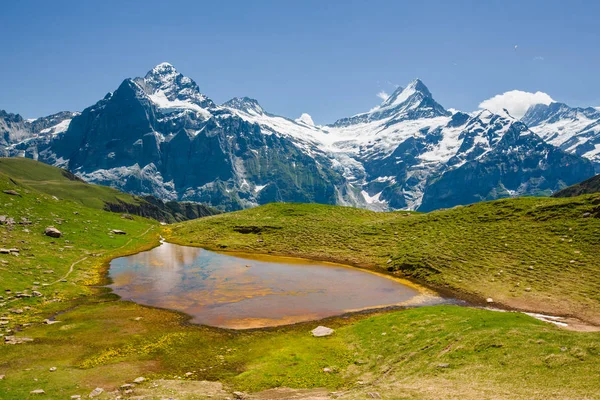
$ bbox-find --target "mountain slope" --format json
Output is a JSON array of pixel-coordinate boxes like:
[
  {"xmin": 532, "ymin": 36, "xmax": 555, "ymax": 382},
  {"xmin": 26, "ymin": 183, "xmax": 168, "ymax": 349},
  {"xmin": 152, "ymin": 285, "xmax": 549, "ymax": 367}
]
[
  {"xmin": 0, "ymin": 157, "xmax": 219, "ymax": 222},
  {"xmin": 522, "ymin": 102, "xmax": 600, "ymax": 170},
  {"xmin": 2, "ymin": 63, "xmax": 596, "ymax": 211},
  {"xmin": 552, "ymin": 173, "xmax": 600, "ymax": 198}
]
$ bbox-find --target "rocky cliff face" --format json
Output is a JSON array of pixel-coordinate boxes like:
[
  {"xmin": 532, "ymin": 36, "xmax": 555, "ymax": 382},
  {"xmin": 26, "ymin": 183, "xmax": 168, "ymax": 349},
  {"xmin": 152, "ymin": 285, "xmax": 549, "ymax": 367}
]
[{"xmin": 2, "ymin": 63, "xmax": 596, "ymax": 211}]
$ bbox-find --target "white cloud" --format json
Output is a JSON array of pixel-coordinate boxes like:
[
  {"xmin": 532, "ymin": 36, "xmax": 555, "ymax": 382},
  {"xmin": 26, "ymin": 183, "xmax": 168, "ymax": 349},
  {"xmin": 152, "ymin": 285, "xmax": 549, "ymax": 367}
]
[
  {"xmin": 478, "ymin": 90, "xmax": 554, "ymax": 119},
  {"xmin": 295, "ymin": 113, "xmax": 315, "ymax": 126},
  {"xmin": 533, "ymin": 56, "xmax": 545, "ymax": 61},
  {"xmin": 376, "ymin": 91, "xmax": 390, "ymax": 102},
  {"xmin": 595, "ymin": 106, "xmax": 600, "ymax": 111}
]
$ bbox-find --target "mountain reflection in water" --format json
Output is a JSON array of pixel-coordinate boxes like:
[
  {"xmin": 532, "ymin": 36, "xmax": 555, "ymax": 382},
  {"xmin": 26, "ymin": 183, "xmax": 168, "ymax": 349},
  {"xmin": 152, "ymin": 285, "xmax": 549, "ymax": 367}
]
[{"xmin": 109, "ymin": 242, "xmax": 441, "ymax": 329}]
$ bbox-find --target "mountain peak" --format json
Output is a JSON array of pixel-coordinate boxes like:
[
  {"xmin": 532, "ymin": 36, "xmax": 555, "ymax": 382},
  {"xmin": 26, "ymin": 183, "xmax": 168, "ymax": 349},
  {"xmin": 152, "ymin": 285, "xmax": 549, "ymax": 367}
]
[
  {"xmin": 148, "ymin": 62, "xmax": 177, "ymax": 75},
  {"xmin": 223, "ymin": 97, "xmax": 264, "ymax": 115},
  {"xmin": 139, "ymin": 63, "xmax": 214, "ymax": 109},
  {"xmin": 380, "ymin": 78, "xmax": 432, "ymax": 109}
]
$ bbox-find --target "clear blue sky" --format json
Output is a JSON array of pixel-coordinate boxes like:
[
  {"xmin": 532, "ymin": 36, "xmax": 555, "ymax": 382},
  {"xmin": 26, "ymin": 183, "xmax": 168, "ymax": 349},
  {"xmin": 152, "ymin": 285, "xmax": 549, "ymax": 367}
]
[{"xmin": 1, "ymin": 0, "xmax": 599, "ymax": 123}]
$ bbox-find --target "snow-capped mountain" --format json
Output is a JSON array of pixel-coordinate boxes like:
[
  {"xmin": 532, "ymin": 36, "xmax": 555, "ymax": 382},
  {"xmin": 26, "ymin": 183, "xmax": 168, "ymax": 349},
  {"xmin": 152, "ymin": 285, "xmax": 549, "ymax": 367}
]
[
  {"xmin": 522, "ymin": 102, "xmax": 600, "ymax": 170},
  {"xmin": 1, "ymin": 110, "xmax": 78, "ymax": 157},
  {"xmin": 2, "ymin": 63, "xmax": 595, "ymax": 211}
]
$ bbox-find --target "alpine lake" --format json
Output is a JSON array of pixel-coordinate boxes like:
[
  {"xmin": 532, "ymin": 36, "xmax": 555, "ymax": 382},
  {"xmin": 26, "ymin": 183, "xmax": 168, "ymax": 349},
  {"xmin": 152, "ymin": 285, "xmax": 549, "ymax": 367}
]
[{"xmin": 108, "ymin": 241, "xmax": 446, "ymax": 329}]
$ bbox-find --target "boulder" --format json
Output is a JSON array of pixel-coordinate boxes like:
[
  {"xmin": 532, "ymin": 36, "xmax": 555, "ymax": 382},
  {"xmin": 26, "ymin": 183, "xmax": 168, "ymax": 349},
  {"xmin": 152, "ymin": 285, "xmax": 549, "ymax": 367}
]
[
  {"xmin": 0, "ymin": 216, "xmax": 15, "ymax": 225},
  {"xmin": 88, "ymin": 388, "xmax": 104, "ymax": 398},
  {"xmin": 311, "ymin": 326, "xmax": 335, "ymax": 337},
  {"xmin": 133, "ymin": 377, "xmax": 145, "ymax": 383},
  {"xmin": 44, "ymin": 227, "xmax": 62, "ymax": 238},
  {"xmin": 110, "ymin": 229, "xmax": 127, "ymax": 235},
  {"xmin": 121, "ymin": 214, "xmax": 134, "ymax": 220},
  {"xmin": 4, "ymin": 336, "xmax": 34, "ymax": 344},
  {"xmin": 3, "ymin": 190, "xmax": 20, "ymax": 196},
  {"xmin": 30, "ymin": 389, "xmax": 45, "ymax": 395}
]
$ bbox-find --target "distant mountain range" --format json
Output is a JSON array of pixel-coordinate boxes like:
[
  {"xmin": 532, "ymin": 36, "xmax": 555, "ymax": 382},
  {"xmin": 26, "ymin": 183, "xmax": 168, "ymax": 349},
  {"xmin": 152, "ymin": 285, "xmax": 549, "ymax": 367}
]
[{"xmin": 1, "ymin": 63, "xmax": 597, "ymax": 211}]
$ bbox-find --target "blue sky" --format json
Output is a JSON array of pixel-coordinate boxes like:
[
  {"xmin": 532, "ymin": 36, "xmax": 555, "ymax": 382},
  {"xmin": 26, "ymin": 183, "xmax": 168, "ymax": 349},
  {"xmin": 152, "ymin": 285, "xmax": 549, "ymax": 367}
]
[{"xmin": 1, "ymin": 0, "xmax": 599, "ymax": 123}]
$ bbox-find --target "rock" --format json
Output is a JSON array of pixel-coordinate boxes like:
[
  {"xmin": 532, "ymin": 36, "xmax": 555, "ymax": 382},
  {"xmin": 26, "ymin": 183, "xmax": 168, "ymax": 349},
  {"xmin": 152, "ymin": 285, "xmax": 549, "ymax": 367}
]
[
  {"xmin": 528, "ymin": 266, "xmax": 534, "ymax": 270},
  {"xmin": 133, "ymin": 377, "xmax": 145, "ymax": 383},
  {"xmin": 110, "ymin": 229, "xmax": 127, "ymax": 235},
  {"xmin": 386, "ymin": 259, "xmax": 392, "ymax": 264},
  {"xmin": 71, "ymin": 396, "xmax": 81, "ymax": 399},
  {"xmin": 582, "ymin": 212, "xmax": 592, "ymax": 218},
  {"xmin": 44, "ymin": 319, "xmax": 61, "ymax": 325},
  {"xmin": 525, "ymin": 287, "xmax": 531, "ymax": 292},
  {"xmin": 30, "ymin": 389, "xmax": 45, "ymax": 394},
  {"xmin": 233, "ymin": 391, "xmax": 247, "ymax": 399},
  {"xmin": 89, "ymin": 387, "xmax": 104, "ymax": 398},
  {"xmin": 0, "ymin": 216, "xmax": 15, "ymax": 225},
  {"xmin": 437, "ymin": 363, "xmax": 450, "ymax": 368},
  {"xmin": 121, "ymin": 214, "xmax": 134, "ymax": 220},
  {"xmin": 0, "ymin": 375, "xmax": 4, "ymax": 380},
  {"xmin": 185, "ymin": 372, "xmax": 193, "ymax": 377},
  {"xmin": 124, "ymin": 389, "xmax": 133, "ymax": 394},
  {"xmin": 49, "ymin": 367, "xmax": 57, "ymax": 372},
  {"xmin": 367, "ymin": 393, "xmax": 382, "ymax": 399},
  {"xmin": 486, "ymin": 298, "xmax": 494, "ymax": 303},
  {"xmin": 120, "ymin": 384, "xmax": 134, "ymax": 389},
  {"xmin": 311, "ymin": 326, "xmax": 334, "ymax": 337},
  {"xmin": 32, "ymin": 291, "xmax": 43, "ymax": 297},
  {"xmin": 4, "ymin": 336, "xmax": 34, "ymax": 344},
  {"xmin": 0, "ymin": 248, "xmax": 9, "ymax": 254},
  {"xmin": 323, "ymin": 367, "xmax": 332, "ymax": 373},
  {"xmin": 44, "ymin": 227, "xmax": 62, "ymax": 238},
  {"xmin": 3, "ymin": 190, "xmax": 20, "ymax": 196}
]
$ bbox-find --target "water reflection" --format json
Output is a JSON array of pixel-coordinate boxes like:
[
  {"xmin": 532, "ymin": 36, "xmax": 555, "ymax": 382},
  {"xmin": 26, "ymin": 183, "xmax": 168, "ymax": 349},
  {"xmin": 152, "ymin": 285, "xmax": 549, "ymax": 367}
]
[{"xmin": 109, "ymin": 242, "xmax": 440, "ymax": 329}]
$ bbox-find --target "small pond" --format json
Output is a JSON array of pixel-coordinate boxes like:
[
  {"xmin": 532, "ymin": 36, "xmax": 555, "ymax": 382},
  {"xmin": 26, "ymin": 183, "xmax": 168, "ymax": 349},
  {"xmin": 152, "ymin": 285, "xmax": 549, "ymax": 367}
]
[{"xmin": 108, "ymin": 242, "xmax": 442, "ymax": 329}]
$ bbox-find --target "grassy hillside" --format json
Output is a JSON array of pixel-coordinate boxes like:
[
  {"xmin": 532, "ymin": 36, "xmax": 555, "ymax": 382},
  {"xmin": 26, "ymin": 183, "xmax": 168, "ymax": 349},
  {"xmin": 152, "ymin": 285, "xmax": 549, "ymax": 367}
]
[
  {"xmin": 0, "ymin": 158, "xmax": 219, "ymax": 222},
  {"xmin": 553, "ymin": 174, "xmax": 600, "ymax": 198},
  {"xmin": 165, "ymin": 197, "xmax": 600, "ymax": 324},
  {"xmin": 0, "ymin": 167, "xmax": 160, "ymax": 308},
  {"xmin": 1, "ymin": 164, "xmax": 599, "ymax": 399}
]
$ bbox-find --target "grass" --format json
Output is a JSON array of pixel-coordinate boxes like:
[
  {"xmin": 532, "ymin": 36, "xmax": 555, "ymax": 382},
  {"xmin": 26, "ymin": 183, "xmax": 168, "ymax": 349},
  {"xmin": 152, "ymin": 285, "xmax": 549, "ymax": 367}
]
[
  {"xmin": 0, "ymin": 157, "xmax": 142, "ymax": 209},
  {"xmin": 164, "ymin": 198, "xmax": 600, "ymax": 324},
  {"xmin": 0, "ymin": 162, "xmax": 599, "ymax": 399},
  {"xmin": 1, "ymin": 300, "xmax": 599, "ymax": 399}
]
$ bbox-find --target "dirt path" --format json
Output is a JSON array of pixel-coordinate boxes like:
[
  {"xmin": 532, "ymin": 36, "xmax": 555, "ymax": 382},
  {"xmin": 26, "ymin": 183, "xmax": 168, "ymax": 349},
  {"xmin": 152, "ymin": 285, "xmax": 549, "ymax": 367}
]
[{"xmin": 49, "ymin": 224, "xmax": 156, "ymax": 285}]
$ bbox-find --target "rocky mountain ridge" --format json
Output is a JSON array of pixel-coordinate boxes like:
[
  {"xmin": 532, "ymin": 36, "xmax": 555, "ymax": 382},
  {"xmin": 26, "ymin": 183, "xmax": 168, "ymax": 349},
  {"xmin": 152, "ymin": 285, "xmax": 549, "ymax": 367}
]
[{"xmin": 1, "ymin": 63, "xmax": 596, "ymax": 211}]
